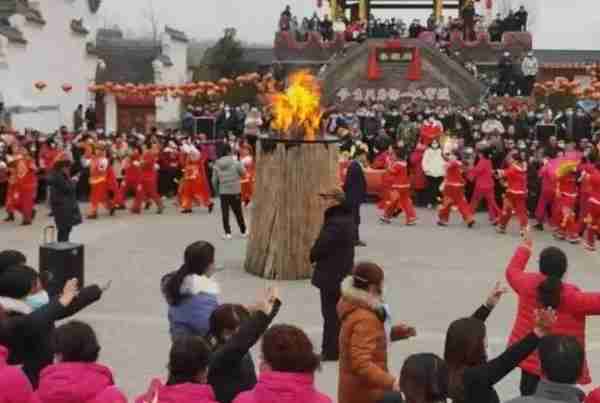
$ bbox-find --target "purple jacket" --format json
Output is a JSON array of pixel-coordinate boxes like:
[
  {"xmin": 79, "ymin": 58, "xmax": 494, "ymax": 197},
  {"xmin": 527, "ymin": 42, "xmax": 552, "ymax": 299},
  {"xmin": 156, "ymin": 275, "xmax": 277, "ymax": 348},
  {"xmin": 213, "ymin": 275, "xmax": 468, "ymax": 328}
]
[
  {"xmin": 37, "ymin": 362, "xmax": 126, "ymax": 403},
  {"xmin": 234, "ymin": 371, "xmax": 331, "ymax": 403},
  {"xmin": 0, "ymin": 345, "xmax": 39, "ymax": 403}
]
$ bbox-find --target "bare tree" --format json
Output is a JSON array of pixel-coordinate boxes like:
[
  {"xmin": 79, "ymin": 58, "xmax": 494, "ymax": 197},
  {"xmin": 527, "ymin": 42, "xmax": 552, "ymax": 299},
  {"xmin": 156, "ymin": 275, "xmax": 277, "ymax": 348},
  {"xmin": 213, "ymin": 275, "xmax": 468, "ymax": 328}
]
[{"xmin": 141, "ymin": 0, "xmax": 161, "ymax": 43}]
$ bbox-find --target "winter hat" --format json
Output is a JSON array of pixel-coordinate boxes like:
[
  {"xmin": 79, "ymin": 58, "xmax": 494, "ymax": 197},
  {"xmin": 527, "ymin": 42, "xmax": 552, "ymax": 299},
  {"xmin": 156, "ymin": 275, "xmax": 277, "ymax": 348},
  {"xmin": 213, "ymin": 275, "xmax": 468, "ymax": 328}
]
[
  {"xmin": 587, "ymin": 388, "xmax": 600, "ymax": 403},
  {"xmin": 352, "ymin": 262, "xmax": 384, "ymax": 289},
  {"xmin": 0, "ymin": 265, "xmax": 38, "ymax": 299},
  {"xmin": 0, "ymin": 250, "xmax": 26, "ymax": 275}
]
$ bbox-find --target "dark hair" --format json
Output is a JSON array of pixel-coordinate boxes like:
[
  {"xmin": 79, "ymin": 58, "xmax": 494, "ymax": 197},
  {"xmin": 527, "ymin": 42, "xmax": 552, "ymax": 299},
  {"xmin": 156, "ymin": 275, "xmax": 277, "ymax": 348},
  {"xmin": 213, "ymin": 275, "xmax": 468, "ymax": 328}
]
[
  {"xmin": 52, "ymin": 321, "xmax": 100, "ymax": 362},
  {"xmin": 0, "ymin": 265, "xmax": 38, "ymax": 299},
  {"xmin": 539, "ymin": 335, "xmax": 583, "ymax": 384},
  {"xmin": 165, "ymin": 241, "xmax": 215, "ymax": 306},
  {"xmin": 400, "ymin": 353, "xmax": 449, "ymax": 403},
  {"xmin": 0, "ymin": 250, "xmax": 26, "ymax": 274},
  {"xmin": 261, "ymin": 324, "xmax": 320, "ymax": 373},
  {"xmin": 352, "ymin": 262, "xmax": 384, "ymax": 291},
  {"xmin": 537, "ymin": 247, "xmax": 567, "ymax": 309},
  {"xmin": 208, "ymin": 304, "xmax": 250, "ymax": 345},
  {"xmin": 54, "ymin": 159, "xmax": 71, "ymax": 172},
  {"xmin": 444, "ymin": 317, "xmax": 487, "ymax": 402},
  {"xmin": 221, "ymin": 142, "xmax": 232, "ymax": 156},
  {"xmin": 393, "ymin": 146, "xmax": 406, "ymax": 160},
  {"xmin": 167, "ymin": 336, "xmax": 211, "ymax": 385}
]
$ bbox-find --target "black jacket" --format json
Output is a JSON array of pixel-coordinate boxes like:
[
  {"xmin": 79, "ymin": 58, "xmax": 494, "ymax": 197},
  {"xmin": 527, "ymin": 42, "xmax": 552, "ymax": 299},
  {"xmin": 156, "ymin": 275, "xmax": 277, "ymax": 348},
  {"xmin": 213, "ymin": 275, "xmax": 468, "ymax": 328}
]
[
  {"xmin": 310, "ymin": 205, "xmax": 355, "ymax": 291},
  {"xmin": 343, "ymin": 160, "xmax": 367, "ymax": 208},
  {"xmin": 452, "ymin": 305, "xmax": 541, "ymax": 403},
  {"xmin": 47, "ymin": 169, "xmax": 82, "ymax": 229},
  {"xmin": 208, "ymin": 300, "xmax": 281, "ymax": 403},
  {"xmin": 1, "ymin": 285, "xmax": 102, "ymax": 387}
]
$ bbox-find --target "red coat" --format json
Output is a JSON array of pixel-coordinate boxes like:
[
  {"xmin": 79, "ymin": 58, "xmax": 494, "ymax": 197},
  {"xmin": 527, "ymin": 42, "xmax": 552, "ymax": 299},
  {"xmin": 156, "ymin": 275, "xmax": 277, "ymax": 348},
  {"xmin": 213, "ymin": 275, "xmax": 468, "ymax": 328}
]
[
  {"xmin": 503, "ymin": 163, "xmax": 527, "ymax": 194},
  {"xmin": 39, "ymin": 146, "xmax": 60, "ymax": 174},
  {"xmin": 0, "ymin": 345, "xmax": 38, "ymax": 403},
  {"xmin": 557, "ymin": 173, "xmax": 577, "ymax": 197},
  {"xmin": 140, "ymin": 152, "xmax": 158, "ymax": 181},
  {"xmin": 37, "ymin": 362, "xmax": 126, "ymax": 403},
  {"xmin": 409, "ymin": 149, "xmax": 427, "ymax": 190},
  {"xmin": 468, "ymin": 157, "xmax": 494, "ymax": 191},
  {"xmin": 371, "ymin": 151, "xmax": 391, "ymax": 170},
  {"xmin": 506, "ymin": 246, "xmax": 600, "ymax": 384},
  {"xmin": 444, "ymin": 160, "xmax": 465, "ymax": 187},
  {"xmin": 389, "ymin": 161, "xmax": 410, "ymax": 189},
  {"xmin": 123, "ymin": 155, "xmax": 142, "ymax": 185},
  {"xmin": 588, "ymin": 169, "xmax": 600, "ymax": 204}
]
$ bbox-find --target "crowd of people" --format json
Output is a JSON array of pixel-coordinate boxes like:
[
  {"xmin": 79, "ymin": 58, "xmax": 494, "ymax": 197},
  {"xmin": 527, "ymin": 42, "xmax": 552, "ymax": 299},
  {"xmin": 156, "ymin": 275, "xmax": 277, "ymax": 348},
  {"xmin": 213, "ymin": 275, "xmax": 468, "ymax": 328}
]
[{"xmin": 2, "ymin": 223, "xmax": 600, "ymax": 403}]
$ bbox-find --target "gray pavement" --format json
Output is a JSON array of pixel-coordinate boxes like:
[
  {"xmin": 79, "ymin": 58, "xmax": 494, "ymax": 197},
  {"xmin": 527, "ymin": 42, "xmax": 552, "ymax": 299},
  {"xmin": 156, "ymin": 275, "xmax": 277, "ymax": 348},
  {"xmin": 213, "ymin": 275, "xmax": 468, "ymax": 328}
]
[{"xmin": 2, "ymin": 201, "xmax": 600, "ymax": 401}]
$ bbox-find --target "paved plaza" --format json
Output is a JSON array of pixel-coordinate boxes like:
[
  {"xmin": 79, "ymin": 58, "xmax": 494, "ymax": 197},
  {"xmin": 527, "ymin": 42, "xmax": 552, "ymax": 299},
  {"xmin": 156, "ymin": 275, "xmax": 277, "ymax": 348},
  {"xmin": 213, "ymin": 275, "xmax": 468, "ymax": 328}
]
[{"xmin": 2, "ymin": 201, "xmax": 600, "ymax": 400}]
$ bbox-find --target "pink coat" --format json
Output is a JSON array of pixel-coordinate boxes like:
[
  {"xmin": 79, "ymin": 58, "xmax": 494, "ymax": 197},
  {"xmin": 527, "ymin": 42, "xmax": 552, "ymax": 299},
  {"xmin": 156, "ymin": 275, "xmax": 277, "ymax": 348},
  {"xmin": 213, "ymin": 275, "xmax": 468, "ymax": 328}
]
[
  {"xmin": 506, "ymin": 246, "xmax": 600, "ymax": 384},
  {"xmin": 468, "ymin": 157, "xmax": 495, "ymax": 191},
  {"xmin": 0, "ymin": 345, "xmax": 39, "ymax": 403},
  {"xmin": 234, "ymin": 371, "xmax": 331, "ymax": 403},
  {"xmin": 37, "ymin": 362, "xmax": 126, "ymax": 403},
  {"xmin": 135, "ymin": 379, "xmax": 219, "ymax": 403}
]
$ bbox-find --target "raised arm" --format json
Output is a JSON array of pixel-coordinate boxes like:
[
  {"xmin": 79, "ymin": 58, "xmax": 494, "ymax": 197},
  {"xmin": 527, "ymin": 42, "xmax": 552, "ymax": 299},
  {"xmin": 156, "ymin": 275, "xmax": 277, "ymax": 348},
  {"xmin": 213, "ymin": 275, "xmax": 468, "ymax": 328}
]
[{"xmin": 506, "ymin": 235, "xmax": 533, "ymax": 293}]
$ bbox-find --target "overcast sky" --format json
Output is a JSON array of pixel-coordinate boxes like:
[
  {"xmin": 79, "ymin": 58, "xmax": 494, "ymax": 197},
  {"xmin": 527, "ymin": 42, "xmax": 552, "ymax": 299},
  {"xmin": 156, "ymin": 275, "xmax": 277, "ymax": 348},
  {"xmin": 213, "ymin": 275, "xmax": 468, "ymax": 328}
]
[{"xmin": 101, "ymin": 0, "xmax": 600, "ymax": 50}]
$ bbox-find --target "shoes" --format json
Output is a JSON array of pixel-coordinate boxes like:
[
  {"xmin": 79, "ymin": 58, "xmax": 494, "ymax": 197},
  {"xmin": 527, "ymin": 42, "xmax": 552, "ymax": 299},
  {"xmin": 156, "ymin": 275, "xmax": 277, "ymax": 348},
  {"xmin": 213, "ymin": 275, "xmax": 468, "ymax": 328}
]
[
  {"xmin": 181, "ymin": 209, "xmax": 192, "ymax": 214},
  {"xmin": 21, "ymin": 220, "xmax": 32, "ymax": 226},
  {"xmin": 208, "ymin": 204, "xmax": 214, "ymax": 214},
  {"xmin": 467, "ymin": 220, "xmax": 475, "ymax": 229},
  {"xmin": 437, "ymin": 221, "xmax": 448, "ymax": 227},
  {"xmin": 109, "ymin": 207, "xmax": 116, "ymax": 217},
  {"xmin": 533, "ymin": 223, "xmax": 544, "ymax": 231},
  {"xmin": 157, "ymin": 206, "xmax": 164, "ymax": 215},
  {"xmin": 144, "ymin": 202, "xmax": 151, "ymax": 210},
  {"xmin": 87, "ymin": 214, "xmax": 98, "ymax": 220},
  {"xmin": 130, "ymin": 209, "xmax": 141, "ymax": 215},
  {"xmin": 116, "ymin": 205, "xmax": 126, "ymax": 210},
  {"xmin": 583, "ymin": 242, "xmax": 596, "ymax": 252},
  {"xmin": 222, "ymin": 233, "xmax": 232, "ymax": 240},
  {"xmin": 32, "ymin": 209, "xmax": 37, "ymax": 220},
  {"xmin": 355, "ymin": 240, "xmax": 367, "ymax": 247},
  {"xmin": 241, "ymin": 231, "xmax": 248, "ymax": 238},
  {"xmin": 553, "ymin": 232, "xmax": 566, "ymax": 241},
  {"xmin": 496, "ymin": 226, "xmax": 506, "ymax": 234},
  {"xmin": 568, "ymin": 237, "xmax": 580, "ymax": 245},
  {"xmin": 4, "ymin": 214, "xmax": 14, "ymax": 222},
  {"xmin": 379, "ymin": 217, "xmax": 391, "ymax": 224},
  {"xmin": 406, "ymin": 220, "xmax": 417, "ymax": 226}
]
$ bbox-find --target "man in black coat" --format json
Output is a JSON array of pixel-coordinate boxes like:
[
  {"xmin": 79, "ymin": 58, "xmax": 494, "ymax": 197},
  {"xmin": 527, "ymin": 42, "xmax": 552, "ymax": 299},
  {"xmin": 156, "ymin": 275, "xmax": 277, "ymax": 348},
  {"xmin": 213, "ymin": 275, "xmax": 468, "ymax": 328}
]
[
  {"xmin": 344, "ymin": 149, "xmax": 368, "ymax": 247},
  {"xmin": 47, "ymin": 159, "xmax": 82, "ymax": 242},
  {"xmin": 310, "ymin": 188, "xmax": 355, "ymax": 361}
]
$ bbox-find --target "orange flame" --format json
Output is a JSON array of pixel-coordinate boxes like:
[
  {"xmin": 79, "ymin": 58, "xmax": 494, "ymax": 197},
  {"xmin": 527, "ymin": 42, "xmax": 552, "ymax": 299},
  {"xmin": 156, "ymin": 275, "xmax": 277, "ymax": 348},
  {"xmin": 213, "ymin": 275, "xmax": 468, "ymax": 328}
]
[{"xmin": 269, "ymin": 70, "xmax": 322, "ymax": 140}]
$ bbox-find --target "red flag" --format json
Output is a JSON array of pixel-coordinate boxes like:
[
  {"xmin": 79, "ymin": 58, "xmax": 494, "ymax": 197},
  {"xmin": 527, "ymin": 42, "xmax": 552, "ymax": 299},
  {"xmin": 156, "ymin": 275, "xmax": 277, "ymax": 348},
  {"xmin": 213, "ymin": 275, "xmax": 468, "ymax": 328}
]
[
  {"xmin": 367, "ymin": 48, "xmax": 382, "ymax": 81},
  {"xmin": 406, "ymin": 47, "xmax": 422, "ymax": 81}
]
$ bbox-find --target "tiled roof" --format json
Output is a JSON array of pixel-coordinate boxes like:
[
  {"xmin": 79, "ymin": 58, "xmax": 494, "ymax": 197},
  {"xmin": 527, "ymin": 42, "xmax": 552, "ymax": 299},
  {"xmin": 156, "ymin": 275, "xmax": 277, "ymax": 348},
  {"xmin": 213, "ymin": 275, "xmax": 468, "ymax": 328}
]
[
  {"xmin": 95, "ymin": 35, "xmax": 161, "ymax": 84},
  {"xmin": 157, "ymin": 54, "xmax": 173, "ymax": 67},
  {"xmin": 70, "ymin": 19, "xmax": 89, "ymax": 36},
  {"xmin": 534, "ymin": 49, "xmax": 600, "ymax": 67},
  {"xmin": 165, "ymin": 26, "xmax": 188, "ymax": 43}
]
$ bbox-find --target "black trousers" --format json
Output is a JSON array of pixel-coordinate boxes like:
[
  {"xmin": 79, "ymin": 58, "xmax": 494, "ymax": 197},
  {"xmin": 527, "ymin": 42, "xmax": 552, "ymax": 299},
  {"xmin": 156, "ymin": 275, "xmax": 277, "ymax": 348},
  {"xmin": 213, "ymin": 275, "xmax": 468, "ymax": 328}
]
[
  {"xmin": 351, "ymin": 204, "xmax": 361, "ymax": 242},
  {"xmin": 520, "ymin": 370, "xmax": 540, "ymax": 396},
  {"xmin": 220, "ymin": 194, "xmax": 246, "ymax": 235},
  {"xmin": 425, "ymin": 176, "xmax": 443, "ymax": 206},
  {"xmin": 57, "ymin": 225, "xmax": 72, "ymax": 242},
  {"xmin": 319, "ymin": 287, "xmax": 341, "ymax": 358}
]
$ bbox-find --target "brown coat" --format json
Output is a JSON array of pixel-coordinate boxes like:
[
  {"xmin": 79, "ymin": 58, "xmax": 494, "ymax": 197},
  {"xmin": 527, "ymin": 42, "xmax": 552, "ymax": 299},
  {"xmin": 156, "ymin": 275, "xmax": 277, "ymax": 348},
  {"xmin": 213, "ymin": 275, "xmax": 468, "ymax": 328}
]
[{"xmin": 337, "ymin": 278, "xmax": 395, "ymax": 403}]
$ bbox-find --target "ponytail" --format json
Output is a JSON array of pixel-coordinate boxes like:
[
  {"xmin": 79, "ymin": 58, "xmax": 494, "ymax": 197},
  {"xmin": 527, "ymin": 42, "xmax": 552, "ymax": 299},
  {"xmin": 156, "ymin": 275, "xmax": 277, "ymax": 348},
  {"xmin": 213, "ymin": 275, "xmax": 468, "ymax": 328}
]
[
  {"xmin": 164, "ymin": 241, "xmax": 215, "ymax": 306},
  {"xmin": 537, "ymin": 275, "xmax": 562, "ymax": 309},
  {"xmin": 165, "ymin": 263, "xmax": 191, "ymax": 306},
  {"xmin": 537, "ymin": 247, "xmax": 567, "ymax": 309}
]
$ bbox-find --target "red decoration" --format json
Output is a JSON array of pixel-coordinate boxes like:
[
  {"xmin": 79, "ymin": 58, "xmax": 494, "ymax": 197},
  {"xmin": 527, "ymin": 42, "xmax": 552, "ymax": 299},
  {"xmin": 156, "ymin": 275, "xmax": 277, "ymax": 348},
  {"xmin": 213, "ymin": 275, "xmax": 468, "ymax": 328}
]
[
  {"xmin": 61, "ymin": 84, "xmax": 73, "ymax": 93},
  {"xmin": 366, "ymin": 48, "xmax": 381, "ymax": 81},
  {"xmin": 406, "ymin": 48, "xmax": 422, "ymax": 81}
]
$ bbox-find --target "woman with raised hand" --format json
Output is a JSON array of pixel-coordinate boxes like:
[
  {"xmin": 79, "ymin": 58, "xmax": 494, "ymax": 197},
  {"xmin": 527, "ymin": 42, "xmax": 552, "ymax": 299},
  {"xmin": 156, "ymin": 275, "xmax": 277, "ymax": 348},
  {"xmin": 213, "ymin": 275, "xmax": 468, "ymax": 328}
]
[
  {"xmin": 207, "ymin": 287, "xmax": 281, "ymax": 403},
  {"xmin": 162, "ymin": 241, "xmax": 219, "ymax": 340},
  {"xmin": 506, "ymin": 229, "xmax": 600, "ymax": 395},
  {"xmin": 444, "ymin": 281, "xmax": 556, "ymax": 403}
]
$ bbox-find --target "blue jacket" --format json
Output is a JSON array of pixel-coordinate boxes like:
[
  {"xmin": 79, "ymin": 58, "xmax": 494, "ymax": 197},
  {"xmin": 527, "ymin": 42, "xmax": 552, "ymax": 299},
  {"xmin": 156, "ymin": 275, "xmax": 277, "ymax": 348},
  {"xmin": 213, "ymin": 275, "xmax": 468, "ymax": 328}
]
[{"xmin": 161, "ymin": 273, "xmax": 220, "ymax": 340}]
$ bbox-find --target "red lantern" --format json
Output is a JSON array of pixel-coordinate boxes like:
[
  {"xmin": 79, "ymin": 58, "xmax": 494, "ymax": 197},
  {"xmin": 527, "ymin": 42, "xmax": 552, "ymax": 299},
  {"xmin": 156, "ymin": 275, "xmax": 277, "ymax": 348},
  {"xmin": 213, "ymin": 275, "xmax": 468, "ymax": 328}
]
[
  {"xmin": 61, "ymin": 84, "xmax": 73, "ymax": 93},
  {"xmin": 34, "ymin": 81, "xmax": 47, "ymax": 91}
]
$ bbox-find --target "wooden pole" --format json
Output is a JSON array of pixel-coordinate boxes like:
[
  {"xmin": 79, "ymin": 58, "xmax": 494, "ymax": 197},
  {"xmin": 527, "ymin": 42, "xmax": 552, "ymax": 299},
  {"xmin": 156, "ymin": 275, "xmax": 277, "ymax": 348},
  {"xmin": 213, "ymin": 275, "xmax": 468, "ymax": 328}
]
[{"xmin": 244, "ymin": 137, "xmax": 339, "ymax": 280}]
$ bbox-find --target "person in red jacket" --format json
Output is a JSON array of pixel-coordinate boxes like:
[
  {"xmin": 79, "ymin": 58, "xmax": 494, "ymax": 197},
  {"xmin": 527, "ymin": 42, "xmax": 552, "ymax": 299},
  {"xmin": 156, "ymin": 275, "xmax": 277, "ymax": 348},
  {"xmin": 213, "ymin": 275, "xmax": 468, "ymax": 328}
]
[
  {"xmin": 534, "ymin": 153, "xmax": 557, "ymax": 231},
  {"xmin": 13, "ymin": 150, "xmax": 38, "ymax": 226},
  {"xmin": 86, "ymin": 145, "xmax": 115, "ymax": 219},
  {"xmin": 497, "ymin": 151, "xmax": 528, "ymax": 236},
  {"xmin": 380, "ymin": 147, "xmax": 417, "ymax": 225},
  {"xmin": 178, "ymin": 147, "xmax": 213, "ymax": 214},
  {"xmin": 409, "ymin": 142, "xmax": 427, "ymax": 206},
  {"xmin": 114, "ymin": 145, "xmax": 142, "ymax": 210},
  {"xmin": 37, "ymin": 321, "xmax": 126, "ymax": 403},
  {"xmin": 437, "ymin": 151, "xmax": 475, "ymax": 227},
  {"xmin": 136, "ymin": 335, "xmax": 219, "ymax": 403},
  {"xmin": 505, "ymin": 231, "xmax": 600, "ymax": 395},
  {"xmin": 577, "ymin": 154, "xmax": 595, "ymax": 234},
  {"xmin": 3, "ymin": 159, "xmax": 18, "ymax": 222},
  {"xmin": 582, "ymin": 161, "xmax": 600, "ymax": 251},
  {"xmin": 0, "ymin": 316, "xmax": 38, "ymax": 403},
  {"xmin": 132, "ymin": 144, "xmax": 164, "ymax": 215},
  {"xmin": 554, "ymin": 166, "xmax": 580, "ymax": 243},
  {"xmin": 468, "ymin": 148, "xmax": 500, "ymax": 224}
]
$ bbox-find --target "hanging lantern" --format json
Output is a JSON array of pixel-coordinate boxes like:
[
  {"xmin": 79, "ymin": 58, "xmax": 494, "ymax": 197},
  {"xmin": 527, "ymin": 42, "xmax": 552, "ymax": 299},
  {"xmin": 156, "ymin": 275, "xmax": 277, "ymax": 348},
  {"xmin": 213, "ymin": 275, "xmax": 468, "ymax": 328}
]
[
  {"xmin": 34, "ymin": 81, "xmax": 47, "ymax": 91},
  {"xmin": 61, "ymin": 84, "xmax": 73, "ymax": 93}
]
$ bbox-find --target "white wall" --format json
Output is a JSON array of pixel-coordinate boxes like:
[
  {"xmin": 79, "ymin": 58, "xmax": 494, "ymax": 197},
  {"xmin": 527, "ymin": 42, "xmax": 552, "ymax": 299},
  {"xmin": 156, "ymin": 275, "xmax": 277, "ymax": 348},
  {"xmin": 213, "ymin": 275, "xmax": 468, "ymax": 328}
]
[
  {"xmin": 104, "ymin": 93, "xmax": 117, "ymax": 134},
  {"xmin": 0, "ymin": 0, "xmax": 100, "ymax": 132},
  {"xmin": 155, "ymin": 33, "xmax": 188, "ymax": 128}
]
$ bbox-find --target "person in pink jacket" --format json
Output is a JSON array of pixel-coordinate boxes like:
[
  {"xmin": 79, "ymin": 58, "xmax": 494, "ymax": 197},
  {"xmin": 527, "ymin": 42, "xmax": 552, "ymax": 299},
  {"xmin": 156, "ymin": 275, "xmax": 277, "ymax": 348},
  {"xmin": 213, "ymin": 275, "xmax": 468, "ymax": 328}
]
[
  {"xmin": 468, "ymin": 148, "xmax": 500, "ymax": 224},
  {"xmin": 136, "ymin": 335, "xmax": 218, "ymax": 403},
  {"xmin": 36, "ymin": 321, "xmax": 126, "ymax": 403},
  {"xmin": 233, "ymin": 324, "xmax": 331, "ymax": 403},
  {"xmin": 534, "ymin": 153, "xmax": 557, "ymax": 231},
  {"xmin": 0, "ymin": 310, "xmax": 39, "ymax": 403},
  {"xmin": 505, "ymin": 231, "xmax": 600, "ymax": 396}
]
